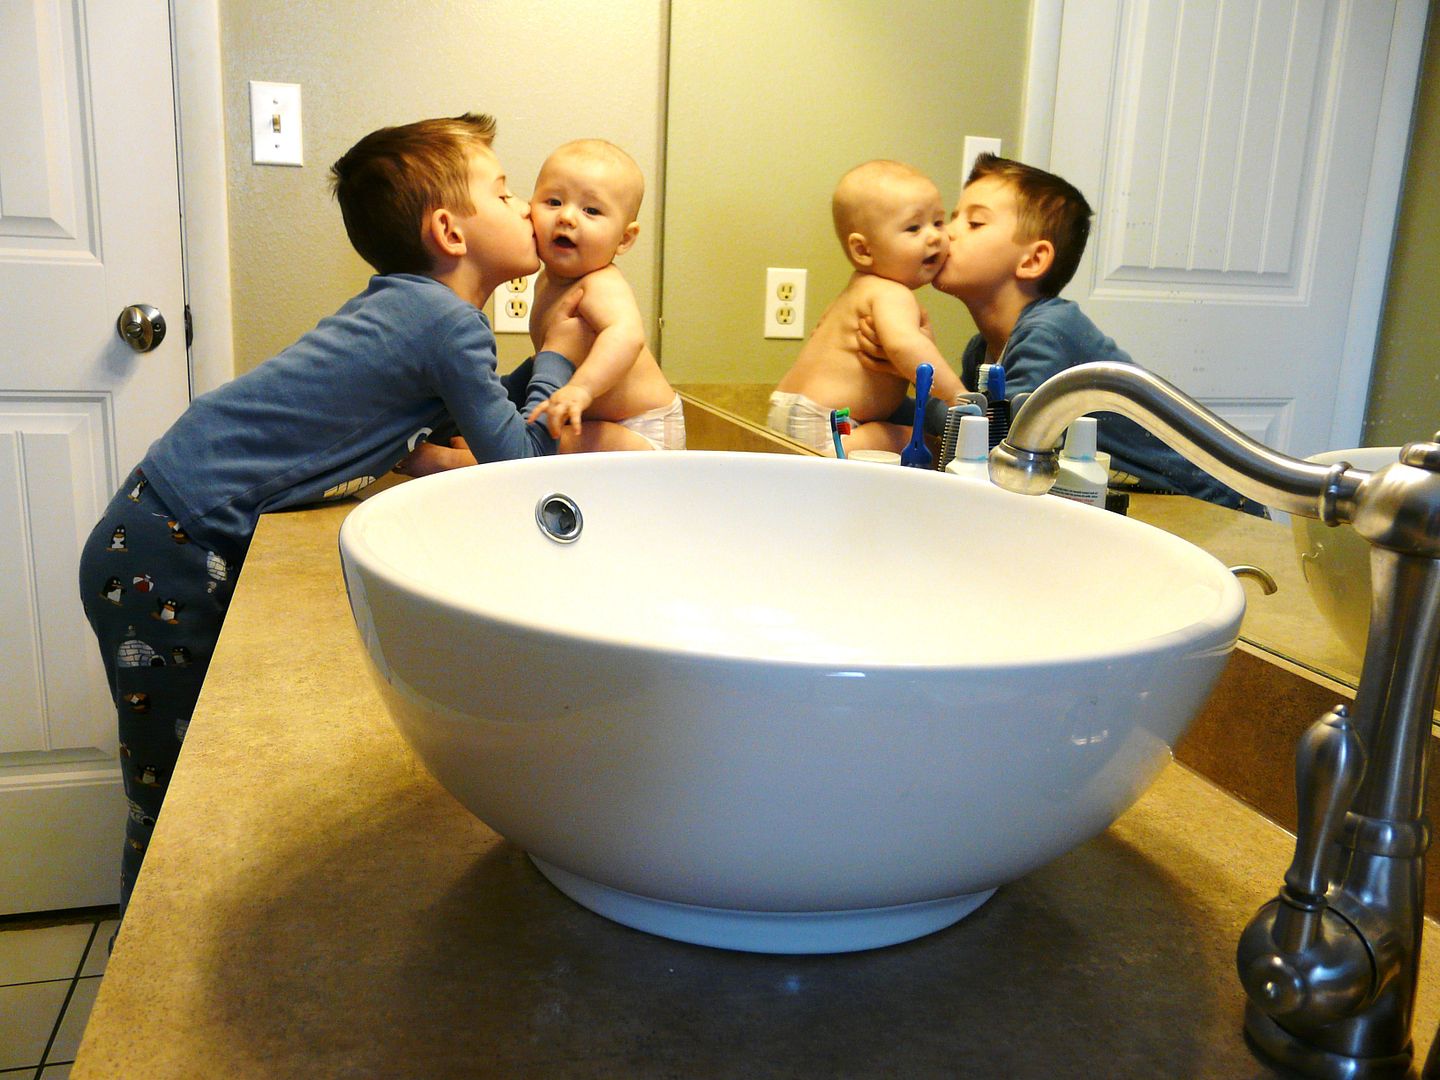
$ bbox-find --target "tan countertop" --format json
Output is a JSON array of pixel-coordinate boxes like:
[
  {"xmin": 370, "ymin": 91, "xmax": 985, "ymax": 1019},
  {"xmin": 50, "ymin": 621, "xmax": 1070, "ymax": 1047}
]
[{"xmin": 74, "ymin": 481, "xmax": 1440, "ymax": 1078}]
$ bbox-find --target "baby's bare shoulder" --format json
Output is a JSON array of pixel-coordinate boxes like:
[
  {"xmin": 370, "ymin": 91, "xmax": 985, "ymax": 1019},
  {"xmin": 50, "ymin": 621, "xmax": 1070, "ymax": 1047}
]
[
  {"xmin": 847, "ymin": 273, "xmax": 919, "ymax": 308},
  {"xmin": 578, "ymin": 263, "xmax": 635, "ymax": 300},
  {"xmin": 576, "ymin": 264, "xmax": 640, "ymax": 325}
]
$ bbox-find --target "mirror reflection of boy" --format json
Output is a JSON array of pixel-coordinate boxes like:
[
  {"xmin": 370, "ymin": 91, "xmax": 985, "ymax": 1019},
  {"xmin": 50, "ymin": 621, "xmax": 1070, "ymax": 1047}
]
[
  {"xmin": 864, "ymin": 153, "xmax": 1264, "ymax": 514},
  {"xmin": 768, "ymin": 159, "xmax": 964, "ymax": 455},
  {"xmin": 79, "ymin": 112, "xmax": 585, "ymax": 921}
]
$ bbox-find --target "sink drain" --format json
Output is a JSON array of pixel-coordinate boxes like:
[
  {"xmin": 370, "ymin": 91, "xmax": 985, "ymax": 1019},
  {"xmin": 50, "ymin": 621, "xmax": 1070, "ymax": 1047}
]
[{"xmin": 535, "ymin": 493, "xmax": 583, "ymax": 543}]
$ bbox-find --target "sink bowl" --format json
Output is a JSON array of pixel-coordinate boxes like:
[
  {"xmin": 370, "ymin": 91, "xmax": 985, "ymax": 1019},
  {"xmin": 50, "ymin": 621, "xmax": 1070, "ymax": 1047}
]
[
  {"xmin": 1290, "ymin": 447, "xmax": 1400, "ymax": 666},
  {"xmin": 339, "ymin": 452, "xmax": 1244, "ymax": 953}
]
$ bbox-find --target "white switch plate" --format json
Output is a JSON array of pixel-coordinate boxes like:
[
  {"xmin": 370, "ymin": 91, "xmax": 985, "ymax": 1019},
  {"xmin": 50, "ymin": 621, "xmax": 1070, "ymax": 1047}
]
[
  {"xmin": 961, "ymin": 136, "xmax": 1002, "ymax": 188},
  {"xmin": 764, "ymin": 267, "xmax": 806, "ymax": 340},
  {"xmin": 250, "ymin": 81, "xmax": 303, "ymax": 166},
  {"xmin": 494, "ymin": 273, "xmax": 538, "ymax": 333}
]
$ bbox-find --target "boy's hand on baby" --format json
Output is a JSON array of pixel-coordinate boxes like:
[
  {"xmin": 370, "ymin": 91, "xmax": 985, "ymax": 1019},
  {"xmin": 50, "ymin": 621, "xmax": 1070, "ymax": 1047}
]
[
  {"xmin": 857, "ymin": 310, "xmax": 934, "ymax": 368},
  {"xmin": 528, "ymin": 385, "xmax": 594, "ymax": 437},
  {"xmin": 855, "ymin": 315, "xmax": 900, "ymax": 376},
  {"xmin": 856, "ymin": 314, "xmax": 886, "ymax": 362},
  {"xmin": 539, "ymin": 288, "xmax": 594, "ymax": 363},
  {"xmin": 917, "ymin": 306, "xmax": 935, "ymax": 343},
  {"xmin": 394, "ymin": 437, "xmax": 476, "ymax": 477}
]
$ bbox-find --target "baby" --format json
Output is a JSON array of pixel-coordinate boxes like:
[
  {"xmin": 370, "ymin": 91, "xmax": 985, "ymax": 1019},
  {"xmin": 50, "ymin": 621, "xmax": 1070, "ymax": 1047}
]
[
  {"xmin": 527, "ymin": 139, "xmax": 684, "ymax": 451},
  {"xmin": 769, "ymin": 160, "xmax": 963, "ymax": 455}
]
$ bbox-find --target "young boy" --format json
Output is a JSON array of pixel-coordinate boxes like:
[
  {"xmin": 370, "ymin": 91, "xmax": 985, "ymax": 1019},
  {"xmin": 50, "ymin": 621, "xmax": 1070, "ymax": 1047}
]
[
  {"xmin": 768, "ymin": 159, "xmax": 964, "ymax": 455},
  {"xmin": 526, "ymin": 139, "xmax": 684, "ymax": 451},
  {"xmin": 871, "ymin": 152, "xmax": 1261, "ymax": 513},
  {"xmin": 78, "ymin": 112, "xmax": 584, "ymax": 917}
]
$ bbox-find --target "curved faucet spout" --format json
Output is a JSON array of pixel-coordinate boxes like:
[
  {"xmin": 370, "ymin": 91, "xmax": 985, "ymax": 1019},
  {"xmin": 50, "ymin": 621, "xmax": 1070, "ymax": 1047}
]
[
  {"xmin": 988, "ymin": 362, "xmax": 1362, "ymax": 521},
  {"xmin": 991, "ymin": 363, "xmax": 1440, "ymax": 1075}
]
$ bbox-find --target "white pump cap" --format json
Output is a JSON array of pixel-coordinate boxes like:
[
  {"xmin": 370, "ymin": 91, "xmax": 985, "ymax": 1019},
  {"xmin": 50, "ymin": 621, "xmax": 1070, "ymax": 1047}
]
[
  {"xmin": 1061, "ymin": 416, "xmax": 1098, "ymax": 462},
  {"xmin": 958, "ymin": 414, "xmax": 989, "ymax": 461}
]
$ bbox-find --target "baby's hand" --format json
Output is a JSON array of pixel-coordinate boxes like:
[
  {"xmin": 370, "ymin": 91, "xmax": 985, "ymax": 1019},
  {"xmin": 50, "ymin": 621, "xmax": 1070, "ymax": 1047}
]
[
  {"xmin": 529, "ymin": 384, "xmax": 594, "ymax": 437},
  {"xmin": 539, "ymin": 288, "xmax": 595, "ymax": 364},
  {"xmin": 394, "ymin": 437, "xmax": 476, "ymax": 477}
]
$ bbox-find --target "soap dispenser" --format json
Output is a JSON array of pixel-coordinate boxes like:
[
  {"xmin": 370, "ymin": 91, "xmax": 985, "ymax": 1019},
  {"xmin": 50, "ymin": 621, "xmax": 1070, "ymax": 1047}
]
[
  {"xmin": 943, "ymin": 414, "xmax": 992, "ymax": 482},
  {"xmin": 1053, "ymin": 417, "xmax": 1107, "ymax": 507}
]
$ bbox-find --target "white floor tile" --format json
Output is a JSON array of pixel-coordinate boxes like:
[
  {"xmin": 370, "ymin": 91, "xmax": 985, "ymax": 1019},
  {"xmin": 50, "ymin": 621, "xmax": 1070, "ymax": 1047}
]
[
  {"xmin": 0, "ymin": 979, "xmax": 68, "ymax": 1070},
  {"xmin": 0, "ymin": 923, "xmax": 94, "ymax": 986},
  {"xmin": 79, "ymin": 920, "xmax": 119, "ymax": 977},
  {"xmin": 48, "ymin": 976, "xmax": 102, "ymax": 1064},
  {"xmin": 41, "ymin": 1065, "xmax": 74, "ymax": 1079}
]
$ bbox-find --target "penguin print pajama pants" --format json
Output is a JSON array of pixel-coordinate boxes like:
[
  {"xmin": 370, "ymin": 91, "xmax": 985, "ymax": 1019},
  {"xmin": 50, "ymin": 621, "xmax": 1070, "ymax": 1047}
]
[{"xmin": 78, "ymin": 467, "xmax": 240, "ymax": 913}]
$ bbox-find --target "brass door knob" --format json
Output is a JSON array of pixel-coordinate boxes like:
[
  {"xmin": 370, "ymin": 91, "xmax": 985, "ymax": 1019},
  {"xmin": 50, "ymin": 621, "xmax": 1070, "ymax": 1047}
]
[{"xmin": 116, "ymin": 304, "xmax": 166, "ymax": 352}]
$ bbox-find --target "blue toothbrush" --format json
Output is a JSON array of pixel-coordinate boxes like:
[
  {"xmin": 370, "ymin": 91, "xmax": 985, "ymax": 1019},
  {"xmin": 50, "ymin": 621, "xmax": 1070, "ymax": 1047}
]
[{"xmin": 901, "ymin": 363, "xmax": 934, "ymax": 468}]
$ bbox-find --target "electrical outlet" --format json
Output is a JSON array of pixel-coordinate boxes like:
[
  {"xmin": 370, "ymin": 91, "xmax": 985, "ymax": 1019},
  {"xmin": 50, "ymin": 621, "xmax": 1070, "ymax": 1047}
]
[
  {"xmin": 764, "ymin": 267, "xmax": 806, "ymax": 339},
  {"xmin": 493, "ymin": 273, "xmax": 538, "ymax": 333},
  {"xmin": 249, "ymin": 81, "xmax": 303, "ymax": 166},
  {"xmin": 961, "ymin": 136, "xmax": 1002, "ymax": 188}
]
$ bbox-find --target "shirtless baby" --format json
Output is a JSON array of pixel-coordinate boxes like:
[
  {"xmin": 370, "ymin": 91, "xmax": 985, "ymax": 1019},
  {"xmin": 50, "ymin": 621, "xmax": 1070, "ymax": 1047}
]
[{"xmin": 527, "ymin": 139, "xmax": 683, "ymax": 451}]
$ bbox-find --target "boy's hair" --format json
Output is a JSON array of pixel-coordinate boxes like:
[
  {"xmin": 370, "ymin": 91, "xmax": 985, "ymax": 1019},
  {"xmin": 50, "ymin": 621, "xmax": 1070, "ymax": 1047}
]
[
  {"xmin": 831, "ymin": 160, "xmax": 931, "ymax": 248},
  {"xmin": 329, "ymin": 112, "xmax": 498, "ymax": 275},
  {"xmin": 966, "ymin": 153, "xmax": 1092, "ymax": 296},
  {"xmin": 542, "ymin": 139, "xmax": 645, "ymax": 220}
]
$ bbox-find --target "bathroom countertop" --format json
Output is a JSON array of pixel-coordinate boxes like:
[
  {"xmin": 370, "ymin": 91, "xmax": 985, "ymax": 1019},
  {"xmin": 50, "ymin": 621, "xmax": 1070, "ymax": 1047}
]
[{"xmin": 73, "ymin": 489, "xmax": 1440, "ymax": 1079}]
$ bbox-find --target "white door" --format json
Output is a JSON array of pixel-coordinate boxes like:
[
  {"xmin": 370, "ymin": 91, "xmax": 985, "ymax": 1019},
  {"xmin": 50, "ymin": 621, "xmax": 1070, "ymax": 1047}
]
[
  {"xmin": 1043, "ymin": 0, "xmax": 1425, "ymax": 457},
  {"xmin": 1, "ymin": 0, "xmax": 190, "ymax": 913}
]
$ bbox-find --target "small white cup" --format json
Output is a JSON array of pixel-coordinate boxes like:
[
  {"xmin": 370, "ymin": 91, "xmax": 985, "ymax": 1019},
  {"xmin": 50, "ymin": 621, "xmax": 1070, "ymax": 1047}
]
[{"xmin": 847, "ymin": 450, "xmax": 901, "ymax": 465}]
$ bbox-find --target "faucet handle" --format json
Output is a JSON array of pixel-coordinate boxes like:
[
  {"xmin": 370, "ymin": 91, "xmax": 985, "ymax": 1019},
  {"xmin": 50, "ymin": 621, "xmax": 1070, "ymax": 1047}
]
[
  {"xmin": 1284, "ymin": 706, "xmax": 1364, "ymax": 909},
  {"xmin": 1237, "ymin": 705, "xmax": 1372, "ymax": 1023}
]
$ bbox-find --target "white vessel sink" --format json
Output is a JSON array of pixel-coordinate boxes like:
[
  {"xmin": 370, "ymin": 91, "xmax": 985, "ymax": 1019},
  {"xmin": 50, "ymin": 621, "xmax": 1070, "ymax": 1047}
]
[{"xmin": 339, "ymin": 452, "xmax": 1244, "ymax": 953}]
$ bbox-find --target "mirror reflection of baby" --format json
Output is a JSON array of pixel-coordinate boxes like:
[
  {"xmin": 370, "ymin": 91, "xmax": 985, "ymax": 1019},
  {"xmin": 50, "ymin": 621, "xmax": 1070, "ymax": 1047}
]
[
  {"xmin": 526, "ymin": 140, "xmax": 685, "ymax": 451},
  {"xmin": 768, "ymin": 160, "xmax": 964, "ymax": 455}
]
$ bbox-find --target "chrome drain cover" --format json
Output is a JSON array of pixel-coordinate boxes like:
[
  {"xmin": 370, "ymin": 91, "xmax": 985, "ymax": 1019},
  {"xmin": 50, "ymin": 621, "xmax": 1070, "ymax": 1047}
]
[{"xmin": 535, "ymin": 493, "xmax": 583, "ymax": 543}]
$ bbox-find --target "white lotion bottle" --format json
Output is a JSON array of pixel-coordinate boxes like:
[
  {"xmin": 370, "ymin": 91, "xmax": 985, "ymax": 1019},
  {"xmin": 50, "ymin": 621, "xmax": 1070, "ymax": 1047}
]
[
  {"xmin": 944, "ymin": 415, "xmax": 992, "ymax": 482},
  {"xmin": 1052, "ymin": 416, "xmax": 1107, "ymax": 507}
]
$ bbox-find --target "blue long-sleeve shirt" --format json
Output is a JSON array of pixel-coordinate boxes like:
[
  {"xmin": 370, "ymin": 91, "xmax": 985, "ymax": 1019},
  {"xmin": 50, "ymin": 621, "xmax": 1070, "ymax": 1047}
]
[
  {"xmin": 142, "ymin": 273, "xmax": 573, "ymax": 555},
  {"xmin": 960, "ymin": 297, "xmax": 1264, "ymax": 515}
]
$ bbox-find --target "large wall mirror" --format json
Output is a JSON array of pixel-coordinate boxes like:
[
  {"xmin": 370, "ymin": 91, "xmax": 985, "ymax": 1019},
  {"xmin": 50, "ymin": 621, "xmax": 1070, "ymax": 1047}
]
[
  {"xmin": 216, "ymin": 0, "xmax": 1435, "ymax": 699},
  {"xmin": 658, "ymin": 1, "xmax": 1436, "ymax": 706}
]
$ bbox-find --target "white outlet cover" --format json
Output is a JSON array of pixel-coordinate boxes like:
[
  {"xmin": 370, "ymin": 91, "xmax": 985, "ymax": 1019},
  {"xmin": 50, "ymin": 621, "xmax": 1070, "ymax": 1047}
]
[
  {"xmin": 764, "ymin": 267, "xmax": 806, "ymax": 340},
  {"xmin": 494, "ymin": 273, "xmax": 538, "ymax": 333},
  {"xmin": 250, "ymin": 81, "xmax": 303, "ymax": 166}
]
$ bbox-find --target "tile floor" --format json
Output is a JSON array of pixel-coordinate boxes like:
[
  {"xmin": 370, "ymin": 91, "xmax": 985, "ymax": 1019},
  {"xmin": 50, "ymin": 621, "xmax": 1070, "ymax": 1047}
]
[{"xmin": 0, "ymin": 908, "xmax": 119, "ymax": 1079}]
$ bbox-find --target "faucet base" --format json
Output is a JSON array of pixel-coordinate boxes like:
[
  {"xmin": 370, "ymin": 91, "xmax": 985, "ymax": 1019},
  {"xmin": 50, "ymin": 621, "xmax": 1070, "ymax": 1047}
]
[{"xmin": 1245, "ymin": 1003, "xmax": 1413, "ymax": 1079}]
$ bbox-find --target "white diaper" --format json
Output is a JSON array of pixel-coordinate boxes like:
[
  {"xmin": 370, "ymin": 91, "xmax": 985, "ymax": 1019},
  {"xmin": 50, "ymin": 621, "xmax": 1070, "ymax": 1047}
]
[
  {"xmin": 766, "ymin": 391, "xmax": 861, "ymax": 456},
  {"xmin": 618, "ymin": 393, "xmax": 687, "ymax": 450}
]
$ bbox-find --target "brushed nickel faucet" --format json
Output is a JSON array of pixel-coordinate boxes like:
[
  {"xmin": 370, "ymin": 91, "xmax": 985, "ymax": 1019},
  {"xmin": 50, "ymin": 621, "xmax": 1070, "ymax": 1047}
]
[{"xmin": 989, "ymin": 361, "xmax": 1440, "ymax": 1079}]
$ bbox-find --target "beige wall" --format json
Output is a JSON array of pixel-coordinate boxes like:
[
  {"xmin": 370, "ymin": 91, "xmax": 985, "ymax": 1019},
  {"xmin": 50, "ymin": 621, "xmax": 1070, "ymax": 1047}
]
[
  {"xmin": 661, "ymin": 1, "xmax": 1030, "ymax": 384},
  {"xmin": 220, "ymin": 0, "xmax": 666, "ymax": 375},
  {"xmin": 1365, "ymin": 21, "xmax": 1440, "ymax": 447}
]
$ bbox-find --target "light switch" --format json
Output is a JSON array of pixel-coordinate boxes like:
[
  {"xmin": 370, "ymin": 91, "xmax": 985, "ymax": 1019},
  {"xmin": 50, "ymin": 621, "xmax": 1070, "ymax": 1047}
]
[
  {"xmin": 250, "ymin": 81, "xmax": 303, "ymax": 166},
  {"xmin": 961, "ymin": 136, "xmax": 1002, "ymax": 189}
]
